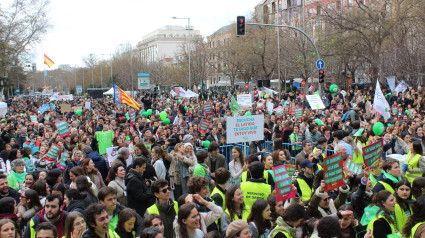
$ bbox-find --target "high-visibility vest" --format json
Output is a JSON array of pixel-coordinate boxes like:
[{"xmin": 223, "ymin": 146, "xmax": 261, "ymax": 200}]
[
  {"xmin": 109, "ymin": 213, "xmax": 119, "ymax": 232},
  {"xmin": 315, "ymin": 164, "xmax": 323, "ymax": 174},
  {"xmin": 410, "ymin": 222, "xmax": 425, "ymax": 238},
  {"xmin": 147, "ymin": 201, "xmax": 179, "ymax": 215},
  {"xmin": 366, "ymin": 215, "xmax": 400, "ymax": 238},
  {"xmin": 377, "ymin": 181, "xmax": 395, "ymax": 194},
  {"xmin": 210, "ymin": 186, "xmax": 226, "ymax": 208},
  {"xmin": 270, "ymin": 230, "xmax": 292, "ymax": 238},
  {"xmin": 369, "ymin": 174, "xmax": 378, "ymax": 188},
  {"xmin": 296, "ymin": 178, "xmax": 314, "ymax": 202},
  {"xmin": 224, "ymin": 207, "xmax": 250, "ymax": 222},
  {"xmin": 29, "ymin": 219, "xmax": 36, "ymax": 238},
  {"xmin": 109, "ymin": 230, "xmax": 122, "ymax": 238},
  {"xmin": 405, "ymin": 151, "xmax": 422, "ymax": 183},
  {"xmin": 241, "ymin": 170, "xmax": 269, "ymax": 184},
  {"xmin": 353, "ymin": 150, "xmax": 364, "ymax": 165},
  {"xmin": 240, "ymin": 181, "xmax": 271, "ymax": 209},
  {"xmin": 394, "ymin": 203, "xmax": 412, "ymax": 232},
  {"xmin": 313, "ymin": 147, "xmax": 325, "ymax": 159}
]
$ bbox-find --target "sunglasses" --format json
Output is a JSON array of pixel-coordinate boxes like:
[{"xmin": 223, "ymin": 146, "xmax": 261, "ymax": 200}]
[
  {"xmin": 161, "ymin": 187, "xmax": 171, "ymax": 193},
  {"xmin": 322, "ymin": 197, "xmax": 330, "ymax": 202}
]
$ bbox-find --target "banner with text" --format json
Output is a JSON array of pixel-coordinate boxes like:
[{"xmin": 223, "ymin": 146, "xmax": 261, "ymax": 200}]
[
  {"xmin": 344, "ymin": 157, "xmax": 362, "ymax": 175},
  {"xmin": 55, "ymin": 120, "xmax": 71, "ymax": 137},
  {"xmin": 306, "ymin": 95, "xmax": 326, "ymax": 110},
  {"xmin": 362, "ymin": 139, "xmax": 383, "ymax": 168},
  {"xmin": 273, "ymin": 165, "xmax": 296, "ymax": 202},
  {"xmin": 30, "ymin": 115, "xmax": 37, "ymax": 123},
  {"xmin": 46, "ymin": 144, "xmax": 62, "ymax": 160},
  {"xmin": 324, "ymin": 152, "xmax": 344, "ymax": 191},
  {"xmin": 203, "ymin": 103, "xmax": 213, "ymax": 117},
  {"xmin": 295, "ymin": 107, "xmax": 303, "ymax": 120},
  {"xmin": 274, "ymin": 106, "xmax": 284, "ymax": 117},
  {"xmin": 129, "ymin": 111, "xmax": 136, "ymax": 126},
  {"xmin": 198, "ymin": 119, "xmax": 212, "ymax": 134},
  {"xmin": 226, "ymin": 115, "xmax": 264, "ymax": 143},
  {"xmin": 237, "ymin": 94, "xmax": 252, "ymax": 108},
  {"xmin": 57, "ymin": 151, "xmax": 69, "ymax": 170}
]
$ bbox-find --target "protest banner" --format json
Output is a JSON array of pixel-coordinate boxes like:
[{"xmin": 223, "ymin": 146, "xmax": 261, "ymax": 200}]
[
  {"xmin": 344, "ymin": 157, "xmax": 362, "ymax": 175},
  {"xmin": 290, "ymin": 103, "xmax": 295, "ymax": 115},
  {"xmin": 30, "ymin": 115, "xmax": 37, "ymax": 123},
  {"xmin": 50, "ymin": 94, "xmax": 74, "ymax": 101},
  {"xmin": 295, "ymin": 107, "xmax": 303, "ymax": 120},
  {"xmin": 85, "ymin": 102, "xmax": 91, "ymax": 109},
  {"xmin": 284, "ymin": 164, "xmax": 296, "ymax": 178},
  {"xmin": 306, "ymin": 95, "xmax": 326, "ymax": 110},
  {"xmin": 55, "ymin": 120, "xmax": 71, "ymax": 137},
  {"xmin": 324, "ymin": 152, "xmax": 344, "ymax": 191},
  {"xmin": 274, "ymin": 106, "xmax": 284, "ymax": 117},
  {"xmin": 272, "ymin": 165, "xmax": 296, "ymax": 202},
  {"xmin": 237, "ymin": 94, "xmax": 252, "ymax": 108},
  {"xmin": 46, "ymin": 144, "xmax": 62, "ymax": 160},
  {"xmin": 267, "ymin": 102, "xmax": 274, "ymax": 115},
  {"xmin": 129, "ymin": 110, "xmax": 136, "ymax": 126},
  {"xmin": 60, "ymin": 104, "xmax": 72, "ymax": 113},
  {"xmin": 362, "ymin": 139, "xmax": 383, "ymax": 168},
  {"xmin": 38, "ymin": 104, "xmax": 50, "ymax": 114},
  {"xmin": 226, "ymin": 115, "xmax": 264, "ymax": 143},
  {"xmin": 392, "ymin": 106, "xmax": 398, "ymax": 115},
  {"xmin": 203, "ymin": 103, "xmax": 213, "ymax": 117},
  {"xmin": 257, "ymin": 102, "xmax": 264, "ymax": 110},
  {"xmin": 57, "ymin": 151, "xmax": 69, "ymax": 170},
  {"xmin": 198, "ymin": 119, "xmax": 211, "ymax": 134},
  {"xmin": 409, "ymin": 109, "xmax": 415, "ymax": 118},
  {"xmin": 138, "ymin": 102, "xmax": 145, "ymax": 116}
]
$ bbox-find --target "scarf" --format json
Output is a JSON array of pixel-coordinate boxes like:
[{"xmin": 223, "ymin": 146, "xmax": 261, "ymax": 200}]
[
  {"xmin": 11, "ymin": 170, "xmax": 26, "ymax": 184},
  {"xmin": 268, "ymin": 217, "xmax": 296, "ymax": 238},
  {"xmin": 317, "ymin": 199, "xmax": 338, "ymax": 218},
  {"xmin": 383, "ymin": 171, "xmax": 400, "ymax": 184}
]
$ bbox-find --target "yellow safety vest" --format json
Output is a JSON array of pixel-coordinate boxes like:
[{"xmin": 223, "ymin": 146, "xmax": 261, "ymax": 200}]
[
  {"xmin": 241, "ymin": 170, "xmax": 269, "ymax": 184},
  {"xmin": 394, "ymin": 203, "xmax": 412, "ymax": 232},
  {"xmin": 366, "ymin": 215, "xmax": 400, "ymax": 238},
  {"xmin": 353, "ymin": 150, "xmax": 364, "ymax": 165},
  {"xmin": 410, "ymin": 222, "xmax": 425, "ymax": 238},
  {"xmin": 378, "ymin": 181, "xmax": 395, "ymax": 194},
  {"xmin": 270, "ymin": 230, "xmax": 292, "ymax": 238},
  {"xmin": 369, "ymin": 174, "xmax": 378, "ymax": 188},
  {"xmin": 29, "ymin": 219, "xmax": 36, "ymax": 238},
  {"xmin": 109, "ymin": 230, "xmax": 121, "ymax": 238},
  {"xmin": 296, "ymin": 178, "xmax": 314, "ymax": 202},
  {"xmin": 109, "ymin": 213, "xmax": 119, "ymax": 232},
  {"xmin": 210, "ymin": 186, "xmax": 226, "ymax": 208},
  {"xmin": 224, "ymin": 207, "xmax": 250, "ymax": 222},
  {"xmin": 240, "ymin": 181, "xmax": 271, "ymax": 209},
  {"xmin": 405, "ymin": 152, "xmax": 422, "ymax": 183},
  {"xmin": 313, "ymin": 147, "xmax": 325, "ymax": 159},
  {"xmin": 147, "ymin": 201, "xmax": 179, "ymax": 215}
]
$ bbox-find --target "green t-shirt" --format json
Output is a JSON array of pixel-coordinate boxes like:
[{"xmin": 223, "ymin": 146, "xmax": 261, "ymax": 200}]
[
  {"xmin": 96, "ymin": 131, "xmax": 113, "ymax": 155},
  {"xmin": 193, "ymin": 163, "xmax": 207, "ymax": 177},
  {"xmin": 290, "ymin": 133, "xmax": 301, "ymax": 150}
]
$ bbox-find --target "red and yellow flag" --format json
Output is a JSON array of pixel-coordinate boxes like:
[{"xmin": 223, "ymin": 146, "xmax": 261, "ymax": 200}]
[
  {"xmin": 44, "ymin": 54, "xmax": 55, "ymax": 68},
  {"xmin": 113, "ymin": 83, "xmax": 140, "ymax": 110}
]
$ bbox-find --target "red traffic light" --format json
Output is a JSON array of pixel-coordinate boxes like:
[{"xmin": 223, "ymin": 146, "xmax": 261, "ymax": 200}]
[
  {"xmin": 319, "ymin": 70, "xmax": 324, "ymax": 74},
  {"xmin": 240, "ymin": 19, "xmax": 244, "ymax": 23}
]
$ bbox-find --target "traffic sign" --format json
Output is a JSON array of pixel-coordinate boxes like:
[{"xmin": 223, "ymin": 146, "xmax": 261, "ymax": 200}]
[
  {"xmin": 316, "ymin": 59, "xmax": 325, "ymax": 69},
  {"xmin": 301, "ymin": 79, "xmax": 306, "ymax": 87}
]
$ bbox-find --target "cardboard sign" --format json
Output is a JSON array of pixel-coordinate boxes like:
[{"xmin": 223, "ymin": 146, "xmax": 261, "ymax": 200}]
[
  {"xmin": 57, "ymin": 151, "xmax": 69, "ymax": 170},
  {"xmin": 198, "ymin": 119, "xmax": 211, "ymax": 134},
  {"xmin": 46, "ymin": 144, "xmax": 62, "ymax": 160},
  {"xmin": 237, "ymin": 94, "xmax": 252, "ymax": 108},
  {"xmin": 55, "ymin": 120, "xmax": 71, "ymax": 137},
  {"xmin": 295, "ymin": 107, "xmax": 303, "ymax": 120},
  {"xmin": 306, "ymin": 95, "xmax": 326, "ymax": 110},
  {"xmin": 72, "ymin": 106, "xmax": 82, "ymax": 112},
  {"xmin": 362, "ymin": 139, "xmax": 383, "ymax": 167},
  {"xmin": 344, "ymin": 157, "xmax": 362, "ymax": 175},
  {"xmin": 274, "ymin": 106, "xmax": 284, "ymax": 117},
  {"xmin": 129, "ymin": 111, "xmax": 136, "ymax": 126},
  {"xmin": 284, "ymin": 164, "xmax": 296, "ymax": 178},
  {"xmin": 226, "ymin": 115, "xmax": 264, "ymax": 143},
  {"xmin": 38, "ymin": 104, "xmax": 50, "ymax": 114},
  {"xmin": 30, "ymin": 115, "xmax": 37, "ymax": 123},
  {"xmin": 60, "ymin": 104, "xmax": 72, "ymax": 113},
  {"xmin": 203, "ymin": 103, "xmax": 213, "ymax": 117},
  {"xmin": 273, "ymin": 165, "xmax": 296, "ymax": 202},
  {"xmin": 324, "ymin": 152, "xmax": 344, "ymax": 191}
]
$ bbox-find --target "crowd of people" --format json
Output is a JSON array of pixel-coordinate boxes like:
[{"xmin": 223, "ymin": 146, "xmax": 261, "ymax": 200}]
[{"xmin": 0, "ymin": 85, "xmax": 425, "ymax": 238}]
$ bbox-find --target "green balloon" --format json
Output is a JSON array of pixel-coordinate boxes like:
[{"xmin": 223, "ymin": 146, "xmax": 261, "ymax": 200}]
[
  {"xmin": 184, "ymin": 106, "xmax": 188, "ymax": 111},
  {"xmin": 372, "ymin": 122, "xmax": 385, "ymax": 136},
  {"xmin": 314, "ymin": 91, "xmax": 320, "ymax": 95},
  {"xmin": 245, "ymin": 111, "xmax": 252, "ymax": 116},
  {"xmin": 125, "ymin": 113, "xmax": 130, "ymax": 120},
  {"xmin": 147, "ymin": 109, "xmax": 153, "ymax": 115},
  {"xmin": 162, "ymin": 118, "xmax": 171, "ymax": 124},
  {"xmin": 203, "ymin": 140, "xmax": 211, "ymax": 148},
  {"xmin": 329, "ymin": 84, "xmax": 338, "ymax": 94},
  {"xmin": 76, "ymin": 110, "xmax": 82, "ymax": 115},
  {"xmin": 160, "ymin": 111, "xmax": 167, "ymax": 120},
  {"xmin": 315, "ymin": 118, "xmax": 324, "ymax": 126},
  {"xmin": 142, "ymin": 112, "xmax": 149, "ymax": 118},
  {"xmin": 178, "ymin": 99, "xmax": 182, "ymax": 104}
]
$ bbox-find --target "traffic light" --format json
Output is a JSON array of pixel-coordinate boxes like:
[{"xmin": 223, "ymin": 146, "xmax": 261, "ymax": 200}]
[
  {"xmin": 319, "ymin": 70, "xmax": 325, "ymax": 83},
  {"xmin": 236, "ymin": 16, "xmax": 245, "ymax": 36}
]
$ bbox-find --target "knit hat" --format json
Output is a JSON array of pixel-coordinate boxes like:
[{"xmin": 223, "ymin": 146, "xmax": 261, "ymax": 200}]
[
  {"xmin": 184, "ymin": 143, "xmax": 193, "ymax": 149},
  {"xmin": 182, "ymin": 134, "xmax": 194, "ymax": 143},
  {"xmin": 226, "ymin": 220, "xmax": 249, "ymax": 238}
]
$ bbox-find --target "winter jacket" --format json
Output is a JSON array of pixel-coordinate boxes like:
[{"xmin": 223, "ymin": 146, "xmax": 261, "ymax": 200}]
[
  {"xmin": 125, "ymin": 169, "xmax": 154, "ymax": 216},
  {"xmin": 350, "ymin": 179, "xmax": 373, "ymax": 219},
  {"xmin": 66, "ymin": 199, "xmax": 85, "ymax": 214},
  {"xmin": 23, "ymin": 208, "xmax": 67, "ymax": 238},
  {"xmin": 0, "ymin": 187, "xmax": 21, "ymax": 204},
  {"xmin": 84, "ymin": 151, "xmax": 109, "ymax": 183},
  {"xmin": 307, "ymin": 186, "xmax": 350, "ymax": 219}
]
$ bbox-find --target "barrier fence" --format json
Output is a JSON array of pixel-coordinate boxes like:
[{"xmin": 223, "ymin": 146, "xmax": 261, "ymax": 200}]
[{"xmin": 196, "ymin": 141, "xmax": 334, "ymax": 168}]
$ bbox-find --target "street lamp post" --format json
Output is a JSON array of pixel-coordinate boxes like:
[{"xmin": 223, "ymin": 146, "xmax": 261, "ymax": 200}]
[{"xmin": 172, "ymin": 16, "xmax": 191, "ymax": 89}]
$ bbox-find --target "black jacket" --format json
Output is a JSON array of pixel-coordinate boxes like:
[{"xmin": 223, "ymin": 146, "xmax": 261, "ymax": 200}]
[
  {"xmin": 125, "ymin": 169, "xmax": 154, "ymax": 216},
  {"xmin": 66, "ymin": 199, "xmax": 85, "ymax": 214},
  {"xmin": 63, "ymin": 160, "xmax": 78, "ymax": 185},
  {"xmin": 350, "ymin": 181, "xmax": 372, "ymax": 219},
  {"xmin": 0, "ymin": 188, "xmax": 20, "ymax": 204}
]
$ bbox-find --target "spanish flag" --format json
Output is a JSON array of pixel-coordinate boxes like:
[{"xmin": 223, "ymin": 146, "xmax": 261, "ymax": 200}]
[
  {"xmin": 113, "ymin": 83, "xmax": 140, "ymax": 110},
  {"xmin": 44, "ymin": 54, "xmax": 55, "ymax": 68}
]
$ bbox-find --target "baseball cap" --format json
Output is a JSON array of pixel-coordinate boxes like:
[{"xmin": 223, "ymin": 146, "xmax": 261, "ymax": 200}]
[{"xmin": 300, "ymin": 159, "xmax": 315, "ymax": 168}]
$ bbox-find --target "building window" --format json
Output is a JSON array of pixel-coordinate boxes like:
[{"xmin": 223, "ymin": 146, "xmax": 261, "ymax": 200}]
[
  {"xmin": 287, "ymin": 0, "xmax": 291, "ymax": 8},
  {"xmin": 316, "ymin": 5, "xmax": 321, "ymax": 15},
  {"xmin": 337, "ymin": 0, "xmax": 341, "ymax": 9},
  {"xmin": 272, "ymin": 2, "xmax": 276, "ymax": 13}
]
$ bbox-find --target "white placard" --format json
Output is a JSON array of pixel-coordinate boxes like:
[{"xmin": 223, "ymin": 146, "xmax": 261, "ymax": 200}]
[
  {"xmin": 306, "ymin": 95, "xmax": 326, "ymax": 110},
  {"xmin": 85, "ymin": 102, "xmax": 91, "ymax": 109},
  {"xmin": 49, "ymin": 95, "xmax": 74, "ymax": 101},
  {"xmin": 237, "ymin": 94, "xmax": 252, "ymax": 108},
  {"xmin": 226, "ymin": 115, "xmax": 264, "ymax": 143},
  {"xmin": 267, "ymin": 101, "xmax": 274, "ymax": 113}
]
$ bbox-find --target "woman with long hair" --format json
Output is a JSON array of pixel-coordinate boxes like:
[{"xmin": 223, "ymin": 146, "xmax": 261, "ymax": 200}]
[
  {"xmin": 365, "ymin": 190, "xmax": 398, "ymax": 237},
  {"xmin": 108, "ymin": 164, "xmax": 127, "ymax": 206},
  {"xmin": 64, "ymin": 189, "xmax": 86, "ymax": 214},
  {"xmin": 228, "ymin": 146, "xmax": 246, "ymax": 187},
  {"xmin": 403, "ymin": 196, "xmax": 425, "ymax": 238},
  {"xmin": 412, "ymin": 177, "xmax": 425, "ymax": 199},
  {"xmin": 0, "ymin": 219, "xmax": 19, "ymax": 238},
  {"xmin": 31, "ymin": 180, "xmax": 49, "ymax": 206},
  {"xmin": 221, "ymin": 186, "xmax": 251, "ymax": 232},
  {"xmin": 394, "ymin": 179, "xmax": 414, "ymax": 232},
  {"xmin": 115, "ymin": 208, "xmax": 138, "ymax": 238},
  {"xmin": 151, "ymin": 146, "xmax": 167, "ymax": 180},
  {"xmin": 247, "ymin": 199, "xmax": 271, "ymax": 238},
  {"xmin": 17, "ymin": 189, "xmax": 42, "ymax": 228},
  {"xmin": 267, "ymin": 196, "xmax": 284, "ymax": 228},
  {"xmin": 75, "ymin": 175, "xmax": 98, "ymax": 206},
  {"xmin": 81, "ymin": 158, "xmax": 105, "ymax": 190},
  {"xmin": 143, "ymin": 214, "xmax": 164, "ymax": 235},
  {"xmin": 184, "ymin": 143, "xmax": 197, "ymax": 176},
  {"xmin": 45, "ymin": 168, "xmax": 63, "ymax": 188},
  {"xmin": 404, "ymin": 141, "xmax": 425, "ymax": 184},
  {"xmin": 69, "ymin": 166, "xmax": 97, "ymax": 193},
  {"xmin": 270, "ymin": 150, "xmax": 290, "ymax": 167},
  {"xmin": 168, "ymin": 143, "xmax": 193, "ymax": 199},
  {"xmin": 177, "ymin": 203, "xmax": 203, "ymax": 238},
  {"xmin": 64, "ymin": 211, "xmax": 86, "ymax": 238}
]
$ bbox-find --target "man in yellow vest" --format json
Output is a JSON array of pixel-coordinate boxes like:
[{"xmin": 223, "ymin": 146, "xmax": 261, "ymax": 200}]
[
  {"xmin": 240, "ymin": 161, "xmax": 271, "ymax": 209},
  {"xmin": 210, "ymin": 168, "xmax": 230, "ymax": 208},
  {"xmin": 268, "ymin": 204, "xmax": 308, "ymax": 238},
  {"xmin": 373, "ymin": 158, "xmax": 402, "ymax": 194},
  {"xmin": 293, "ymin": 159, "xmax": 315, "ymax": 204},
  {"xmin": 241, "ymin": 154, "xmax": 275, "ymax": 189},
  {"xmin": 145, "ymin": 179, "xmax": 178, "ymax": 238}
]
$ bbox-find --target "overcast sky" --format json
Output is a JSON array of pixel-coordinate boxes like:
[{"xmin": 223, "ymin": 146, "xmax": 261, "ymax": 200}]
[{"xmin": 19, "ymin": 0, "xmax": 260, "ymax": 70}]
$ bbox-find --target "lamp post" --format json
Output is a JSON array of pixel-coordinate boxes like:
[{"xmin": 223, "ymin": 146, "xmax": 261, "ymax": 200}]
[{"xmin": 172, "ymin": 16, "xmax": 191, "ymax": 89}]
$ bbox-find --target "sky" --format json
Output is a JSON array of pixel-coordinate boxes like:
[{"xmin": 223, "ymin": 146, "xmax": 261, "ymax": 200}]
[{"xmin": 18, "ymin": 0, "xmax": 260, "ymax": 70}]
